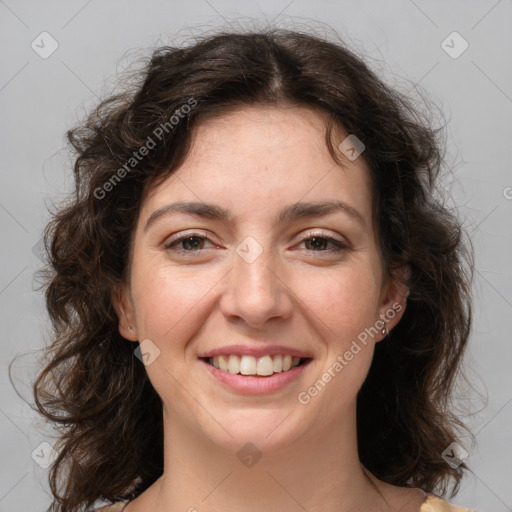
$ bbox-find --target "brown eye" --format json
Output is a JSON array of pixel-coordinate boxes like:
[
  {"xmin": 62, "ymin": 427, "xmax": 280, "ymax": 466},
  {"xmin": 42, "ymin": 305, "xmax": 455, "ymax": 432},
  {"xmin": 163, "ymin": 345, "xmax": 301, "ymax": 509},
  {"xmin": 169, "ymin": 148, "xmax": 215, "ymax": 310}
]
[
  {"xmin": 165, "ymin": 234, "xmax": 214, "ymax": 253},
  {"xmin": 300, "ymin": 235, "xmax": 347, "ymax": 253},
  {"xmin": 180, "ymin": 236, "xmax": 205, "ymax": 251},
  {"xmin": 304, "ymin": 237, "xmax": 329, "ymax": 251}
]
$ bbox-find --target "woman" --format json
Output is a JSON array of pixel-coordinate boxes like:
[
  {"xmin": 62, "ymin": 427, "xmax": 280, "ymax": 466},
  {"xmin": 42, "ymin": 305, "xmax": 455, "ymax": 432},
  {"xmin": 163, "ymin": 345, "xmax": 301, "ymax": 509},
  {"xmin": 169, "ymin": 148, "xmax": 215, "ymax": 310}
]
[{"xmin": 33, "ymin": 29, "xmax": 476, "ymax": 511}]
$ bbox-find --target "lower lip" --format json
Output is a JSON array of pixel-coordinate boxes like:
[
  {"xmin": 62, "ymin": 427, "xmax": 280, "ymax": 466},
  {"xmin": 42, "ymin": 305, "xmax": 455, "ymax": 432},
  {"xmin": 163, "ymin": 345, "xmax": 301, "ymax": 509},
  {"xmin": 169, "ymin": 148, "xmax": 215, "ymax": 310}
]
[{"xmin": 200, "ymin": 359, "xmax": 312, "ymax": 394}]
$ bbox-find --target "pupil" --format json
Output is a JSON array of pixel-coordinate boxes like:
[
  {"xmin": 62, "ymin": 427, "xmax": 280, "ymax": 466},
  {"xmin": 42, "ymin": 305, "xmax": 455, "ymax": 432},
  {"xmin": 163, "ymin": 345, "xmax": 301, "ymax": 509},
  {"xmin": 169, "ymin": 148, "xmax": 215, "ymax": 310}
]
[
  {"xmin": 307, "ymin": 237, "xmax": 326, "ymax": 250},
  {"xmin": 184, "ymin": 237, "xmax": 202, "ymax": 250}
]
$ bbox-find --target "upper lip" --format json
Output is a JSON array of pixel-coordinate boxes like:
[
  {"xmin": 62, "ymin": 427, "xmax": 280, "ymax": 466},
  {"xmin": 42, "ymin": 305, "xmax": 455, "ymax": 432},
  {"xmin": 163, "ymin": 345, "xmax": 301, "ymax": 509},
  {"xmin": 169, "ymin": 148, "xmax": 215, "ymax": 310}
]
[{"xmin": 198, "ymin": 344, "xmax": 313, "ymax": 359}]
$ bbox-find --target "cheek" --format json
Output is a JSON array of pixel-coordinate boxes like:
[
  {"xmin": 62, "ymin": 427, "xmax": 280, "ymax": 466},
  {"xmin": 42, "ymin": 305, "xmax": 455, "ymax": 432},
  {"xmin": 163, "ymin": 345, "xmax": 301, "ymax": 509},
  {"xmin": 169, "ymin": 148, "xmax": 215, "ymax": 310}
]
[
  {"xmin": 296, "ymin": 264, "xmax": 382, "ymax": 340},
  {"xmin": 298, "ymin": 268, "xmax": 381, "ymax": 410},
  {"xmin": 130, "ymin": 262, "xmax": 222, "ymax": 346}
]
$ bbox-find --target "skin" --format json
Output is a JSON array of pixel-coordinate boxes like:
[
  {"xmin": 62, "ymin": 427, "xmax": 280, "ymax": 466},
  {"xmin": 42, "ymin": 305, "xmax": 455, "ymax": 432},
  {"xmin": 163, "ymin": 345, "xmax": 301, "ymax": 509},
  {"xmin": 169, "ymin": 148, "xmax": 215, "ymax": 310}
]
[{"xmin": 114, "ymin": 105, "xmax": 425, "ymax": 512}]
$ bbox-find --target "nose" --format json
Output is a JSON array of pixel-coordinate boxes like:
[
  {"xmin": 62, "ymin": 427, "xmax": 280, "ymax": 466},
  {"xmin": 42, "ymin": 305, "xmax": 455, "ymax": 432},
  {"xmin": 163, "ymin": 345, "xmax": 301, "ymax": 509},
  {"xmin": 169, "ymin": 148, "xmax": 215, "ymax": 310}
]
[{"xmin": 219, "ymin": 243, "xmax": 293, "ymax": 328}]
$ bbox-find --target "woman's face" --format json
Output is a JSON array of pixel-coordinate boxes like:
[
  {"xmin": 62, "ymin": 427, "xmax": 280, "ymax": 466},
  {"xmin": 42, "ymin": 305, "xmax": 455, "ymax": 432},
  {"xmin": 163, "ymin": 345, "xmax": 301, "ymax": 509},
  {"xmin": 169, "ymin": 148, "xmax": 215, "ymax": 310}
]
[{"xmin": 115, "ymin": 105, "xmax": 407, "ymax": 452}]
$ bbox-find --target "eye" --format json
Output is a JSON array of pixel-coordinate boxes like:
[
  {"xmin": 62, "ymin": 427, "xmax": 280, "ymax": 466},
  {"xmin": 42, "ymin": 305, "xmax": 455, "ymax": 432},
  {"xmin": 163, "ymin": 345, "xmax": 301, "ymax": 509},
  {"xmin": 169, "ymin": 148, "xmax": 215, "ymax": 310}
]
[
  {"xmin": 298, "ymin": 233, "xmax": 348, "ymax": 253},
  {"xmin": 164, "ymin": 233, "xmax": 215, "ymax": 253}
]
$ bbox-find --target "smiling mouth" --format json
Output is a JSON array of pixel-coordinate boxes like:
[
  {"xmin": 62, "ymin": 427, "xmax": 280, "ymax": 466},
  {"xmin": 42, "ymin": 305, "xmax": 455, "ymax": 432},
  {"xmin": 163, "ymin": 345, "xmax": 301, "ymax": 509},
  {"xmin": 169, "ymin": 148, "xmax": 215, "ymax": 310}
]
[{"xmin": 200, "ymin": 354, "xmax": 311, "ymax": 377}]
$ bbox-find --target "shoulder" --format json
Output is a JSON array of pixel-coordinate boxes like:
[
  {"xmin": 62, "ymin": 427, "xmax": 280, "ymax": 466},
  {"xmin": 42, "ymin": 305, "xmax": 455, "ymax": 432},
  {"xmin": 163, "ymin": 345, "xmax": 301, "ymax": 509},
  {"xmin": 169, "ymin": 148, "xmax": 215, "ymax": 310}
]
[
  {"xmin": 93, "ymin": 501, "xmax": 130, "ymax": 512},
  {"xmin": 421, "ymin": 495, "xmax": 479, "ymax": 512}
]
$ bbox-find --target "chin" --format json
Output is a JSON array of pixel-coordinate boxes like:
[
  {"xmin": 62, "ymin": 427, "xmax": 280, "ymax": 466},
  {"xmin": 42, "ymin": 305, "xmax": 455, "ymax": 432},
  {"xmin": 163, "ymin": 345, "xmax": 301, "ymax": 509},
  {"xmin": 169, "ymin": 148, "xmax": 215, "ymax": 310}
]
[{"xmin": 200, "ymin": 407, "xmax": 310, "ymax": 455}]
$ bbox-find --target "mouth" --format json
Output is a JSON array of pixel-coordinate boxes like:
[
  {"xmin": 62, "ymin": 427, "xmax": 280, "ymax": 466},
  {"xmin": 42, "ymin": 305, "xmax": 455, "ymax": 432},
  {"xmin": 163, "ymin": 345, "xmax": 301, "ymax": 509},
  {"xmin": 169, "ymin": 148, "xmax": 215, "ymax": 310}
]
[
  {"xmin": 199, "ymin": 354, "xmax": 313, "ymax": 394},
  {"xmin": 200, "ymin": 354, "xmax": 312, "ymax": 377}
]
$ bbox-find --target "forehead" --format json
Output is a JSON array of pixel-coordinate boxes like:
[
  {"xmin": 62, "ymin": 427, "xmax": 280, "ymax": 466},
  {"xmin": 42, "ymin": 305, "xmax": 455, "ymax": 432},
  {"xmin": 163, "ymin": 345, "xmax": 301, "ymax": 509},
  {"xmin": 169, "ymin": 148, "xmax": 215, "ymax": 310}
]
[{"xmin": 141, "ymin": 105, "xmax": 374, "ymax": 225}]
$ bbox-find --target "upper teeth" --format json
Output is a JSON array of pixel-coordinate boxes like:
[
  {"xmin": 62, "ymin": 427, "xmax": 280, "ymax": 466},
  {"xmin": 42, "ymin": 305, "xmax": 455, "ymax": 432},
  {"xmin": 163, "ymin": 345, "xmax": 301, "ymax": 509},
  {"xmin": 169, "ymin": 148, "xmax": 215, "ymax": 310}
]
[{"xmin": 209, "ymin": 355, "xmax": 302, "ymax": 376}]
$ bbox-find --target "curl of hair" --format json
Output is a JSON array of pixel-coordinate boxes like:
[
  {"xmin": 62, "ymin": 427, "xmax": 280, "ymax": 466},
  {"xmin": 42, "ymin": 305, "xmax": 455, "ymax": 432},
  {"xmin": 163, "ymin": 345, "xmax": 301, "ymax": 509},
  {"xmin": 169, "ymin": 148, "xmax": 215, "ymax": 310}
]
[{"xmin": 32, "ymin": 29, "xmax": 473, "ymax": 511}]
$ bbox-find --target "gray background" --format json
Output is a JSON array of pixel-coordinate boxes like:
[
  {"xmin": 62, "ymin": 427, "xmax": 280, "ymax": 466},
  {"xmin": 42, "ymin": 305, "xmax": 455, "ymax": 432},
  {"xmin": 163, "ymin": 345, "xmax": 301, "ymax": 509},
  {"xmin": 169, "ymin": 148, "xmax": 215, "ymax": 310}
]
[{"xmin": 1, "ymin": 1, "xmax": 511, "ymax": 511}]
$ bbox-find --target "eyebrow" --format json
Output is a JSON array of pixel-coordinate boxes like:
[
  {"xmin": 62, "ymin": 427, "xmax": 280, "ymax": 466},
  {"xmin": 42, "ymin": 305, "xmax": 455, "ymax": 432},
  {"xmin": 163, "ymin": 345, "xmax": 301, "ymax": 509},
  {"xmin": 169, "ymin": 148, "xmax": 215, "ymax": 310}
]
[{"xmin": 144, "ymin": 199, "xmax": 366, "ymax": 232}]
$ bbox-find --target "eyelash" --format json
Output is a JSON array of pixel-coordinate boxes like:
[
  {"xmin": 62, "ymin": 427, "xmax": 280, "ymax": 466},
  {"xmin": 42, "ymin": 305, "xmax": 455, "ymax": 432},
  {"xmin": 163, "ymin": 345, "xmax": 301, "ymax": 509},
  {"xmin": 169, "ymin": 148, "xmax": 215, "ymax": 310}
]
[{"xmin": 164, "ymin": 231, "xmax": 348, "ymax": 256}]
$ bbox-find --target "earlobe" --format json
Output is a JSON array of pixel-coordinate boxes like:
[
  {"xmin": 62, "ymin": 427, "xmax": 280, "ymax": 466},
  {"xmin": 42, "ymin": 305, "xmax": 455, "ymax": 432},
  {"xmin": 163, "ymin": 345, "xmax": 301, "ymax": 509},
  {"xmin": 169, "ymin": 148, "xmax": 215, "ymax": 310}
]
[{"xmin": 112, "ymin": 284, "xmax": 138, "ymax": 341}]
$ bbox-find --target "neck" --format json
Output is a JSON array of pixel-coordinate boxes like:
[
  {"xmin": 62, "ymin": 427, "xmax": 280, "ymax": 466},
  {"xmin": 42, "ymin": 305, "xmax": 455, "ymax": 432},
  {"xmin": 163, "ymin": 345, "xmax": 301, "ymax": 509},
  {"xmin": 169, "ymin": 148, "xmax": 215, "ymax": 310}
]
[{"xmin": 147, "ymin": 403, "xmax": 391, "ymax": 512}]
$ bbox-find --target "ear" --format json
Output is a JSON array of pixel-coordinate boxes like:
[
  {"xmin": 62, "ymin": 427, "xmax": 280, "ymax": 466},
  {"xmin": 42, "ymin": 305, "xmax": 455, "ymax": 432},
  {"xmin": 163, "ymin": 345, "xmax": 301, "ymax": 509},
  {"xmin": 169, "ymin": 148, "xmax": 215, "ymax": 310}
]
[
  {"xmin": 377, "ymin": 264, "xmax": 410, "ymax": 341},
  {"xmin": 112, "ymin": 283, "xmax": 139, "ymax": 341}
]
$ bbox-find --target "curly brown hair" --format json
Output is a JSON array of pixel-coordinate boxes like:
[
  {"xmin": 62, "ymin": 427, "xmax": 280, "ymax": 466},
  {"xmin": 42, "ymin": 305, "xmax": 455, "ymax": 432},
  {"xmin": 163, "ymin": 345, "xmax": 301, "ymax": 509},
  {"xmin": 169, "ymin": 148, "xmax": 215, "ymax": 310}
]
[{"xmin": 28, "ymin": 28, "xmax": 473, "ymax": 511}]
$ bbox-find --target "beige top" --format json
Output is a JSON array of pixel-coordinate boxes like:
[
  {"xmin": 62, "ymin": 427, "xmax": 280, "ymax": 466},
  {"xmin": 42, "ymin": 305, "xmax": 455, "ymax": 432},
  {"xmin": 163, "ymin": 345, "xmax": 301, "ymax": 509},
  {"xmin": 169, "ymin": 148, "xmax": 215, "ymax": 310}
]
[{"xmin": 95, "ymin": 495, "xmax": 478, "ymax": 511}]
